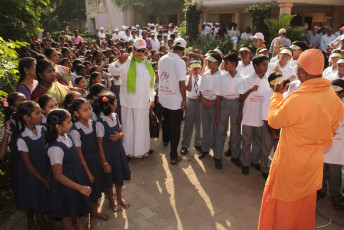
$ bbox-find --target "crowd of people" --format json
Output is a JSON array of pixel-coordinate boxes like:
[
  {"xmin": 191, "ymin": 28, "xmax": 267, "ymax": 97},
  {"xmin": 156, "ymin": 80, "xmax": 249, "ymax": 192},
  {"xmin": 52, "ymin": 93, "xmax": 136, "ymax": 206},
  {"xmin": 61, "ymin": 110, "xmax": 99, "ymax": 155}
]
[{"xmin": 1, "ymin": 21, "xmax": 344, "ymax": 229}]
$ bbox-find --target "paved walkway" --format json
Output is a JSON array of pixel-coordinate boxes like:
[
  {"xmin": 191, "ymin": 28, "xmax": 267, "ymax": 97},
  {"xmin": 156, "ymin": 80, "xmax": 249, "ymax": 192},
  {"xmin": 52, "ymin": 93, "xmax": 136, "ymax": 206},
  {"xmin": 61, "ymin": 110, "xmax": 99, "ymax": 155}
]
[{"xmin": 2, "ymin": 134, "xmax": 344, "ymax": 229}]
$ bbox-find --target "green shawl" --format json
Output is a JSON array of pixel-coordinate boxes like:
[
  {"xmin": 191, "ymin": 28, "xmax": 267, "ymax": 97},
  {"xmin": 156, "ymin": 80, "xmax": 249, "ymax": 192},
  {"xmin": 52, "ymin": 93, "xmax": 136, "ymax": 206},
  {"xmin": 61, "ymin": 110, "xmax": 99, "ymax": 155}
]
[{"xmin": 127, "ymin": 55, "xmax": 155, "ymax": 93}]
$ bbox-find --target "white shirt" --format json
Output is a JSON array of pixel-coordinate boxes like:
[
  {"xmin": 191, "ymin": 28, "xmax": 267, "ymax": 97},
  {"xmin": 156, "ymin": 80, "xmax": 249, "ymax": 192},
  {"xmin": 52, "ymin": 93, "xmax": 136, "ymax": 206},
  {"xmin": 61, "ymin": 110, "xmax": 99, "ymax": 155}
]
[
  {"xmin": 186, "ymin": 75, "xmax": 201, "ymax": 99},
  {"xmin": 112, "ymin": 33, "xmax": 122, "ymax": 41},
  {"xmin": 241, "ymin": 32, "xmax": 252, "ymax": 40},
  {"xmin": 261, "ymin": 88, "xmax": 273, "ymax": 121},
  {"xmin": 108, "ymin": 55, "xmax": 155, "ymax": 109},
  {"xmin": 17, "ymin": 125, "xmax": 45, "ymax": 152},
  {"xmin": 69, "ymin": 120, "xmax": 103, "ymax": 147},
  {"xmin": 96, "ymin": 113, "xmax": 121, "ymax": 137},
  {"xmin": 200, "ymin": 70, "xmax": 221, "ymax": 100},
  {"xmin": 324, "ymin": 114, "xmax": 344, "ymax": 165},
  {"xmin": 266, "ymin": 61, "xmax": 296, "ymax": 80},
  {"xmin": 151, "ymin": 39, "xmax": 160, "ymax": 51},
  {"xmin": 270, "ymin": 56, "xmax": 278, "ymax": 65},
  {"xmin": 238, "ymin": 72, "xmax": 270, "ymax": 127},
  {"xmin": 123, "ymin": 35, "xmax": 132, "ymax": 42},
  {"xmin": 158, "ymin": 53, "xmax": 187, "ymax": 110},
  {"xmin": 289, "ymin": 58, "xmax": 298, "ymax": 69},
  {"xmin": 320, "ymin": 34, "xmax": 336, "ymax": 53},
  {"xmin": 323, "ymin": 66, "xmax": 338, "ymax": 81},
  {"xmin": 228, "ymin": 29, "xmax": 240, "ymax": 38},
  {"xmin": 285, "ymin": 80, "xmax": 301, "ymax": 96},
  {"xmin": 215, "ymin": 71, "xmax": 242, "ymax": 99},
  {"xmin": 236, "ymin": 61, "xmax": 254, "ymax": 78},
  {"xmin": 47, "ymin": 134, "xmax": 74, "ymax": 165}
]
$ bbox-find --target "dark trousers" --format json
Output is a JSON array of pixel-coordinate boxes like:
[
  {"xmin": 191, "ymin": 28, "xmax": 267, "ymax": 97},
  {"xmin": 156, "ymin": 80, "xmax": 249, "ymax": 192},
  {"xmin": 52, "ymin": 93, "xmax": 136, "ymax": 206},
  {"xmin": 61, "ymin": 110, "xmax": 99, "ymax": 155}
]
[
  {"xmin": 321, "ymin": 163, "xmax": 342, "ymax": 202},
  {"xmin": 162, "ymin": 107, "xmax": 183, "ymax": 160}
]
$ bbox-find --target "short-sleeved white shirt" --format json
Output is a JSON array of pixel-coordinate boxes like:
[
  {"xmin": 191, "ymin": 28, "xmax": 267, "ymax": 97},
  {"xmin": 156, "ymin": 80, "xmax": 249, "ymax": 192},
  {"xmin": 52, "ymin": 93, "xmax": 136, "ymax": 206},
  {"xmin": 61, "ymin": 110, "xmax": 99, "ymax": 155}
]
[
  {"xmin": 158, "ymin": 53, "xmax": 187, "ymax": 110},
  {"xmin": 323, "ymin": 66, "xmax": 338, "ymax": 81},
  {"xmin": 69, "ymin": 120, "xmax": 103, "ymax": 147},
  {"xmin": 17, "ymin": 125, "xmax": 46, "ymax": 152},
  {"xmin": 236, "ymin": 61, "xmax": 254, "ymax": 78},
  {"xmin": 261, "ymin": 88, "xmax": 273, "ymax": 121},
  {"xmin": 216, "ymin": 71, "xmax": 242, "ymax": 99},
  {"xmin": 266, "ymin": 61, "xmax": 296, "ymax": 80},
  {"xmin": 186, "ymin": 75, "xmax": 201, "ymax": 99},
  {"xmin": 47, "ymin": 135, "xmax": 74, "ymax": 165},
  {"xmin": 324, "ymin": 114, "xmax": 344, "ymax": 165},
  {"xmin": 96, "ymin": 113, "xmax": 121, "ymax": 138},
  {"xmin": 112, "ymin": 33, "xmax": 122, "ymax": 41},
  {"xmin": 238, "ymin": 72, "xmax": 270, "ymax": 127},
  {"xmin": 199, "ymin": 70, "xmax": 221, "ymax": 100}
]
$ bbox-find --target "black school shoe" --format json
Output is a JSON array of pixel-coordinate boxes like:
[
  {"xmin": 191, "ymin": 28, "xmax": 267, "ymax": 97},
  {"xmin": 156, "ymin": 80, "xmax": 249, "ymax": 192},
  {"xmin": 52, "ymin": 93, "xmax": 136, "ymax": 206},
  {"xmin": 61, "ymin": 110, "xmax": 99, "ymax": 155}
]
[
  {"xmin": 242, "ymin": 166, "xmax": 249, "ymax": 175},
  {"xmin": 231, "ymin": 157, "xmax": 242, "ymax": 167},
  {"xmin": 214, "ymin": 158, "xmax": 223, "ymax": 169},
  {"xmin": 180, "ymin": 147, "xmax": 188, "ymax": 155},
  {"xmin": 225, "ymin": 149, "xmax": 232, "ymax": 157},
  {"xmin": 198, "ymin": 151, "xmax": 209, "ymax": 159},
  {"xmin": 194, "ymin": 146, "xmax": 202, "ymax": 152},
  {"xmin": 148, "ymin": 149, "xmax": 154, "ymax": 154}
]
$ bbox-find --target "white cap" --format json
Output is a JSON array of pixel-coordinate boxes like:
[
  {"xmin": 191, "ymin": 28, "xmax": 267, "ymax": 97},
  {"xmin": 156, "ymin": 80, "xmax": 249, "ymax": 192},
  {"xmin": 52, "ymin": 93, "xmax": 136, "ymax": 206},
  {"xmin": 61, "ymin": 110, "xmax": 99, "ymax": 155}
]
[
  {"xmin": 100, "ymin": 27, "xmax": 104, "ymax": 31},
  {"xmin": 278, "ymin": 28, "xmax": 286, "ymax": 34},
  {"xmin": 114, "ymin": 28, "xmax": 119, "ymax": 32},
  {"xmin": 122, "ymin": 25, "xmax": 127, "ymax": 30},
  {"xmin": 133, "ymin": 38, "xmax": 147, "ymax": 49},
  {"xmin": 251, "ymin": 32, "xmax": 264, "ymax": 42},
  {"xmin": 173, "ymin": 38, "xmax": 186, "ymax": 49},
  {"xmin": 136, "ymin": 24, "xmax": 140, "ymax": 27}
]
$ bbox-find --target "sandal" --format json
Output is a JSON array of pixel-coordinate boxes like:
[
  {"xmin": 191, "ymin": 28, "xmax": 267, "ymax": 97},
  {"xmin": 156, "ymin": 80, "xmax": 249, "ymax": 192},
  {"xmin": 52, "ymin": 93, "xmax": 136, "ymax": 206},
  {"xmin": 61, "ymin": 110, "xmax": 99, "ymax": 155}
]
[
  {"xmin": 170, "ymin": 156, "xmax": 182, "ymax": 165},
  {"xmin": 333, "ymin": 201, "xmax": 343, "ymax": 210}
]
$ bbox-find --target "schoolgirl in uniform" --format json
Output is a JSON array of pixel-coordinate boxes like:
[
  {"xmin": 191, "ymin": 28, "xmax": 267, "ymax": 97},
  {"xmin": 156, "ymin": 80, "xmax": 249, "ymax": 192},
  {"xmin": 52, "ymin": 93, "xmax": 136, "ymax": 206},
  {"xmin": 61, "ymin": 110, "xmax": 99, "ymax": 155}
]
[
  {"xmin": 87, "ymin": 83, "xmax": 108, "ymax": 121},
  {"xmin": 15, "ymin": 101, "xmax": 57, "ymax": 230},
  {"xmin": 95, "ymin": 92, "xmax": 131, "ymax": 211},
  {"xmin": 0, "ymin": 93, "xmax": 27, "ymax": 218},
  {"xmin": 46, "ymin": 109, "xmax": 92, "ymax": 230},
  {"xmin": 37, "ymin": 94, "xmax": 58, "ymax": 124},
  {"xmin": 62, "ymin": 91, "xmax": 82, "ymax": 109},
  {"xmin": 69, "ymin": 98, "xmax": 109, "ymax": 228}
]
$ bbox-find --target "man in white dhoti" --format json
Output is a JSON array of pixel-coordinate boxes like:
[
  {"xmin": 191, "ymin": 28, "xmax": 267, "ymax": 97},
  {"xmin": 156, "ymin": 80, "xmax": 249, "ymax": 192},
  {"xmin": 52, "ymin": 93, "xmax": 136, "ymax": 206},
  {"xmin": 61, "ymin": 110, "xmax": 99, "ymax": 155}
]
[{"xmin": 109, "ymin": 38, "xmax": 155, "ymax": 158}]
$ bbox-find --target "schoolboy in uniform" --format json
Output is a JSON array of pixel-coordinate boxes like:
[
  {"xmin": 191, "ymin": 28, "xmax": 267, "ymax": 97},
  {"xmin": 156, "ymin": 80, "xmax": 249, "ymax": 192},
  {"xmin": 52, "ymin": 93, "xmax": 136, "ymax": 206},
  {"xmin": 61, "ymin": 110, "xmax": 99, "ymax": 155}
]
[
  {"xmin": 180, "ymin": 61, "xmax": 203, "ymax": 155},
  {"xmin": 214, "ymin": 53, "xmax": 242, "ymax": 169}
]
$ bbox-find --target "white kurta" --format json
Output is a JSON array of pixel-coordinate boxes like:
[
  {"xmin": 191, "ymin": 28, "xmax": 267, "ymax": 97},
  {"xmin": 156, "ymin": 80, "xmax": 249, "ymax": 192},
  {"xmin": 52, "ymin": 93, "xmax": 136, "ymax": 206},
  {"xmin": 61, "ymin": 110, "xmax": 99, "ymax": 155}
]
[{"xmin": 108, "ymin": 56, "xmax": 155, "ymax": 158}]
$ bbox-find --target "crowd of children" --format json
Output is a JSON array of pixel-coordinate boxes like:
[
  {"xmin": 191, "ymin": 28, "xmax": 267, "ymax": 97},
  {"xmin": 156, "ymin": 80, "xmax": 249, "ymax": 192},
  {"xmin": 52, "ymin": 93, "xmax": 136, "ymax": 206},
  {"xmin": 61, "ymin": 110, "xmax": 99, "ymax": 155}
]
[{"xmin": 1, "ymin": 22, "xmax": 344, "ymax": 229}]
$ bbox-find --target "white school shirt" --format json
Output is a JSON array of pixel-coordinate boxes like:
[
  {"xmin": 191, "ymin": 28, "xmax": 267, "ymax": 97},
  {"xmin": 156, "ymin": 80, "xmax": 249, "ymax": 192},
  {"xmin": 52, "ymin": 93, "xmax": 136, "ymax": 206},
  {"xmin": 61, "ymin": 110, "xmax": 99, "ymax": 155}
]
[
  {"xmin": 112, "ymin": 33, "xmax": 122, "ymax": 41},
  {"xmin": 70, "ymin": 120, "xmax": 103, "ymax": 147},
  {"xmin": 151, "ymin": 39, "xmax": 160, "ymax": 51},
  {"xmin": 323, "ymin": 66, "xmax": 338, "ymax": 81},
  {"xmin": 47, "ymin": 134, "xmax": 74, "ymax": 165},
  {"xmin": 269, "ymin": 56, "xmax": 278, "ymax": 65},
  {"xmin": 215, "ymin": 71, "xmax": 242, "ymax": 99},
  {"xmin": 289, "ymin": 58, "xmax": 298, "ymax": 69},
  {"xmin": 238, "ymin": 72, "xmax": 270, "ymax": 127},
  {"xmin": 158, "ymin": 53, "xmax": 187, "ymax": 110},
  {"xmin": 323, "ymin": 114, "xmax": 344, "ymax": 165},
  {"xmin": 241, "ymin": 32, "xmax": 252, "ymax": 40},
  {"xmin": 199, "ymin": 70, "xmax": 221, "ymax": 100},
  {"xmin": 17, "ymin": 125, "xmax": 46, "ymax": 152},
  {"xmin": 108, "ymin": 56, "xmax": 155, "ymax": 109},
  {"xmin": 186, "ymin": 75, "xmax": 201, "ymax": 99},
  {"xmin": 266, "ymin": 61, "xmax": 296, "ymax": 80},
  {"xmin": 261, "ymin": 88, "xmax": 273, "ymax": 121},
  {"xmin": 236, "ymin": 61, "xmax": 254, "ymax": 78},
  {"xmin": 285, "ymin": 80, "xmax": 302, "ymax": 96},
  {"xmin": 96, "ymin": 113, "xmax": 121, "ymax": 138}
]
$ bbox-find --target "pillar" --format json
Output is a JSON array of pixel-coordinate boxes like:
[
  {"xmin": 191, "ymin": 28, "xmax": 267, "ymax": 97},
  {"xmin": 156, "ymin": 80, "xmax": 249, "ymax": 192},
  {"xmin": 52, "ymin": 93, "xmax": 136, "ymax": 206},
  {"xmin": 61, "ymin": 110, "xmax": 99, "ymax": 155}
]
[
  {"xmin": 234, "ymin": 9, "xmax": 241, "ymax": 30},
  {"xmin": 332, "ymin": 7, "xmax": 343, "ymax": 31},
  {"xmin": 279, "ymin": 2, "xmax": 293, "ymax": 16},
  {"xmin": 177, "ymin": 11, "xmax": 184, "ymax": 25},
  {"xmin": 126, "ymin": 9, "xmax": 134, "ymax": 26}
]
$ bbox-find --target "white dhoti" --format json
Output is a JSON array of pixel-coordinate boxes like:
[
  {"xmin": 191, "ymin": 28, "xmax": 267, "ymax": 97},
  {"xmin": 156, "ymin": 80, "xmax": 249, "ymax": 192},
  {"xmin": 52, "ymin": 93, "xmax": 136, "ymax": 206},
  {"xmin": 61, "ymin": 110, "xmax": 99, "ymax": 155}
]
[{"xmin": 121, "ymin": 106, "xmax": 150, "ymax": 158}]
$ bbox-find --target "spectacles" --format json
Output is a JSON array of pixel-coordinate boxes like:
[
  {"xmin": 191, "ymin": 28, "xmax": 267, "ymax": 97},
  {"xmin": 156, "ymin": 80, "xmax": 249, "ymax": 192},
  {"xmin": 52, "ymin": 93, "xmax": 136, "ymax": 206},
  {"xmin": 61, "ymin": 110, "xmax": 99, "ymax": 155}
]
[{"xmin": 135, "ymin": 48, "xmax": 146, "ymax": 53}]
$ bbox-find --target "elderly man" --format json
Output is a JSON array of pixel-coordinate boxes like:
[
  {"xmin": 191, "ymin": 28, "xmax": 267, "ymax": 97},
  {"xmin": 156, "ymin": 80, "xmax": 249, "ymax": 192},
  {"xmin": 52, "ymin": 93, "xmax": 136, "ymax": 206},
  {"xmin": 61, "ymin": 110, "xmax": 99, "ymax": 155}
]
[
  {"xmin": 309, "ymin": 25, "xmax": 322, "ymax": 49},
  {"xmin": 258, "ymin": 49, "xmax": 344, "ymax": 230},
  {"xmin": 269, "ymin": 28, "xmax": 291, "ymax": 57},
  {"xmin": 109, "ymin": 38, "xmax": 155, "ymax": 159}
]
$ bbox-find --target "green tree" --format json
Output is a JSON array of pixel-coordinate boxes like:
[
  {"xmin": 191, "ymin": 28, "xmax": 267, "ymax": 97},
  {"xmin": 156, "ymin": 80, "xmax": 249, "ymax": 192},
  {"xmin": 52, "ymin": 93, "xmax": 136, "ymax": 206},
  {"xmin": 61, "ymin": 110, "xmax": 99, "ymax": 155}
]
[
  {"xmin": 0, "ymin": 0, "xmax": 50, "ymax": 41},
  {"xmin": 184, "ymin": 0, "xmax": 203, "ymax": 44},
  {"xmin": 112, "ymin": 0, "xmax": 184, "ymax": 22}
]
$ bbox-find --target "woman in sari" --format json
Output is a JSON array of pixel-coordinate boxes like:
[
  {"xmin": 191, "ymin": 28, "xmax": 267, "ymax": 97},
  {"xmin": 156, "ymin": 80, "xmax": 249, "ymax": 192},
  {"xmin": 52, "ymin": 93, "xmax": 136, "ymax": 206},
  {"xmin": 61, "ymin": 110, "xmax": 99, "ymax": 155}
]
[
  {"xmin": 16, "ymin": 57, "xmax": 38, "ymax": 101},
  {"xmin": 44, "ymin": 47, "xmax": 71, "ymax": 87},
  {"xmin": 31, "ymin": 59, "xmax": 69, "ymax": 106}
]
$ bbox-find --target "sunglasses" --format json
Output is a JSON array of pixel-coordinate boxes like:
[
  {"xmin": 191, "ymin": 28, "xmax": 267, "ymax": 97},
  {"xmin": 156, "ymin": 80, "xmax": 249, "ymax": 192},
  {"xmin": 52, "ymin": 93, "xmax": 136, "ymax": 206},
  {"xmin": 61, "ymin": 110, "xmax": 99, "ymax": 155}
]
[{"xmin": 135, "ymin": 48, "xmax": 146, "ymax": 53}]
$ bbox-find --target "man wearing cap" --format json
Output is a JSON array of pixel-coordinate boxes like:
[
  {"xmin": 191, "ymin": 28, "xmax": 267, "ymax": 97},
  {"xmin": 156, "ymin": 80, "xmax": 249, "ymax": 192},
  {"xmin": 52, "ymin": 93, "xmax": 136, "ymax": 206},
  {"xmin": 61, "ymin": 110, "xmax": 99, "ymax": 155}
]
[
  {"xmin": 214, "ymin": 53, "xmax": 242, "ymax": 169},
  {"xmin": 198, "ymin": 53, "xmax": 223, "ymax": 159},
  {"xmin": 112, "ymin": 28, "xmax": 122, "ymax": 41},
  {"xmin": 251, "ymin": 33, "xmax": 266, "ymax": 49},
  {"xmin": 266, "ymin": 48, "xmax": 296, "ymax": 80},
  {"xmin": 258, "ymin": 49, "xmax": 344, "ymax": 230},
  {"xmin": 108, "ymin": 38, "xmax": 155, "ymax": 159},
  {"xmin": 237, "ymin": 45, "xmax": 254, "ymax": 78},
  {"xmin": 150, "ymin": 32, "xmax": 160, "ymax": 51},
  {"xmin": 269, "ymin": 28, "xmax": 291, "ymax": 57},
  {"xmin": 238, "ymin": 55, "xmax": 270, "ymax": 175},
  {"xmin": 256, "ymin": 47, "xmax": 269, "ymax": 57},
  {"xmin": 323, "ymin": 51, "xmax": 342, "ymax": 80},
  {"xmin": 158, "ymin": 38, "xmax": 187, "ymax": 165},
  {"xmin": 289, "ymin": 41, "xmax": 308, "ymax": 69},
  {"xmin": 180, "ymin": 61, "xmax": 203, "ymax": 156},
  {"xmin": 98, "ymin": 27, "xmax": 106, "ymax": 45},
  {"xmin": 331, "ymin": 57, "xmax": 344, "ymax": 82}
]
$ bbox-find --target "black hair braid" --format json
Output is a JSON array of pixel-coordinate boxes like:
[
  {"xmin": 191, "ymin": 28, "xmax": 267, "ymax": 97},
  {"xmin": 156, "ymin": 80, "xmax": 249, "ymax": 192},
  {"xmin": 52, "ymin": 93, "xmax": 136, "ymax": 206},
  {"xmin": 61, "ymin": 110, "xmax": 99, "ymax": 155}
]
[{"xmin": 45, "ymin": 109, "xmax": 69, "ymax": 142}]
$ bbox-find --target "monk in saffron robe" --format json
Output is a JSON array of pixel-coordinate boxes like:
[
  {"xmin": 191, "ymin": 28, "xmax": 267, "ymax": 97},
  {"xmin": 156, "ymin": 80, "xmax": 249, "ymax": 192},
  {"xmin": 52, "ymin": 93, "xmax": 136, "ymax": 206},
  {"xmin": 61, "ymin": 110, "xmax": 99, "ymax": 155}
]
[{"xmin": 258, "ymin": 49, "xmax": 344, "ymax": 230}]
